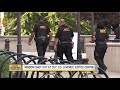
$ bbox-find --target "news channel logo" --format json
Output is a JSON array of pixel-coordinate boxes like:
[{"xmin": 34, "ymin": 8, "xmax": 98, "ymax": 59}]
[{"xmin": 9, "ymin": 64, "xmax": 22, "ymax": 71}]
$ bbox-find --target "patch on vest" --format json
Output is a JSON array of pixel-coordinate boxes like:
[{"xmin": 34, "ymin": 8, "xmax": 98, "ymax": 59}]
[
  {"xmin": 100, "ymin": 29, "xmax": 106, "ymax": 33},
  {"xmin": 39, "ymin": 26, "xmax": 46, "ymax": 30},
  {"xmin": 63, "ymin": 28, "xmax": 70, "ymax": 31}
]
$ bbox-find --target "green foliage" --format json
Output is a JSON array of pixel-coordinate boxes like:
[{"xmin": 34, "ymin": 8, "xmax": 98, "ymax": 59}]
[
  {"xmin": 4, "ymin": 12, "xmax": 77, "ymax": 35},
  {"xmin": 4, "ymin": 12, "xmax": 17, "ymax": 35},
  {"xmin": 60, "ymin": 12, "xmax": 77, "ymax": 31},
  {"xmin": 4, "ymin": 12, "xmax": 119, "ymax": 35},
  {"xmin": 80, "ymin": 20, "xmax": 92, "ymax": 35},
  {"xmin": 45, "ymin": 12, "xmax": 59, "ymax": 35},
  {"xmin": 0, "ymin": 54, "xmax": 10, "ymax": 78}
]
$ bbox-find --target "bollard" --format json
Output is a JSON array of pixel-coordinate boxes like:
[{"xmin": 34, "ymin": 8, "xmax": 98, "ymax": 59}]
[{"xmin": 5, "ymin": 39, "xmax": 10, "ymax": 51}]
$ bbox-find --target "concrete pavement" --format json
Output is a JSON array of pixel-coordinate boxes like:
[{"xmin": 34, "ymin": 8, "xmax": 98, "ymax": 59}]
[{"xmin": 22, "ymin": 51, "xmax": 120, "ymax": 78}]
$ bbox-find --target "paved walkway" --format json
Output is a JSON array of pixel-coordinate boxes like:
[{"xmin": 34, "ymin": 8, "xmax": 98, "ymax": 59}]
[
  {"xmin": 106, "ymin": 72, "xmax": 120, "ymax": 78},
  {"xmin": 23, "ymin": 52, "xmax": 120, "ymax": 78}
]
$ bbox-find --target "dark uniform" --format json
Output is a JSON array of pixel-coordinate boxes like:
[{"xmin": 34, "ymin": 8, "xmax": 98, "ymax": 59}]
[
  {"xmin": 114, "ymin": 25, "xmax": 120, "ymax": 39},
  {"xmin": 55, "ymin": 25, "xmax": 65, "ymax": 59},
  {"xmin": 55, "ymin": 24, "xmax": 74, "ymax": 63},
  {"xmin": 33, "ymin": 22, "xmax": 50, "ymax": 57},
  {"xmin": 93, "ymin": 22, "xmax": 109, "ymax": 73}
]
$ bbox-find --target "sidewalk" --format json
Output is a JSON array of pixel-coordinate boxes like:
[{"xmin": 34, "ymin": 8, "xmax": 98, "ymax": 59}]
[
  {"xmin": 105, "ymin": 72, "xmax": 120, "ymax": 78},
  {"xmin": 23, "ymin": 51, "xmax": 120, "ymax": 78},
  {"xmin": 23, "ymin": 52, "xmax": 54, "ymax": 58}
]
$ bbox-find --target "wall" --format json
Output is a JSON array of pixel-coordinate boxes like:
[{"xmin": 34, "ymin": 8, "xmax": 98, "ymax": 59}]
[
  {"xmin": 0, "ymin": 35, "xmax": 115, "ymax": 52},
  {"xmin": 1, "ymin": 35, "xmax": 120, "ymax": 72},
  {"xmin": 0, "ymin": 35, "xmax": 56, "ymax": 52},
  {"xmin": 0, "ymin": 35, "xmax": 36, "ymax": 52},
  {"xmin": 85, "ymin": 42, "xmax": 120, "ymax": 72}
]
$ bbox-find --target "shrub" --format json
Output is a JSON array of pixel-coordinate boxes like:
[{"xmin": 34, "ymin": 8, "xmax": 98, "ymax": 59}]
[{"xmin": 0, "ymin": 53, "xmax": 11, "ymax": 78}]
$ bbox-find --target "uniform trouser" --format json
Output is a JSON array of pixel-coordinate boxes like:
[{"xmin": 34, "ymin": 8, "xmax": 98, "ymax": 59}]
[
  {"xmin": 94, "ymin": 44, "xmax": 107, "ymax": 71},
  {"xmin": 35, "ymin": 41, "xmax": 49, "ymax": 57},
  {"xmin": 58, "ymin": 43, "xmax": 74, "ymax": 63},
  {"xmin": 57, "ymin": 44, "xmax": 62, "ymax": 58}
]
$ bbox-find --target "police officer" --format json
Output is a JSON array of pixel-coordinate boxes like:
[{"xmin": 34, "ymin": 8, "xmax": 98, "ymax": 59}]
[
  {"xmin": 92, "ymin": 22, "xmax": 109, "ymax": 74},
  {"xmin": 54, "ymin": 19, "xmax": 74, "ymax": 63},
  {"xmin": 28, "ymin": 16, "xmax": 52, "ymax": 57},
  {"xmin": 55, "ymin": 19, "xmax": 66, "ymax": 58}
]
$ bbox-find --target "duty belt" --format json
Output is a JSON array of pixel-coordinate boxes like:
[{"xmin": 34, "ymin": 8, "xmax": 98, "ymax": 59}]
[
  {"xmin": 60, "ymin": 41, "xmax": 71, "ymax": 43},
  {"xmin": 96, "ymin": 41, "xmax": 106, "ymax": 44},
  {"xmin": 37, "ymin": 36, "xmax": 48, "ymax": 41},
  {"xmin": 38, "ymin": 36, "xmax": 47, "ymax": 38}
]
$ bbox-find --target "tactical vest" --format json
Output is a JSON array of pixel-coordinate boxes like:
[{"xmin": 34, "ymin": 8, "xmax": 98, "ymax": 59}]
[
  {"xmin": 34, "ymin": 23, "xmax": 49, "ymax": 43},
  {"xmin": 35, "ymin": 23, "xmax": 48, "ymax": 38},
  {"xmin": 59, "ymin": 27, "xmax": 72, "ymax": 42},
  {"xmin": 95, "ymin": 29, "xmax": 108, "ymax": 41}
]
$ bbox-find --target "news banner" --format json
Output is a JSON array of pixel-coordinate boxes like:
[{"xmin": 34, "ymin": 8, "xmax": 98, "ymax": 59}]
[{"xmin": 9, "ymin": 64, "xmax": 98, "ymax": 72}]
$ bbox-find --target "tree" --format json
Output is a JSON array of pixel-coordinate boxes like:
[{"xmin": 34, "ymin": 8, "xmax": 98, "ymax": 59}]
[{"xmin": 4, "ymin": 12, "xmax": 120, "ymax": 35}]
